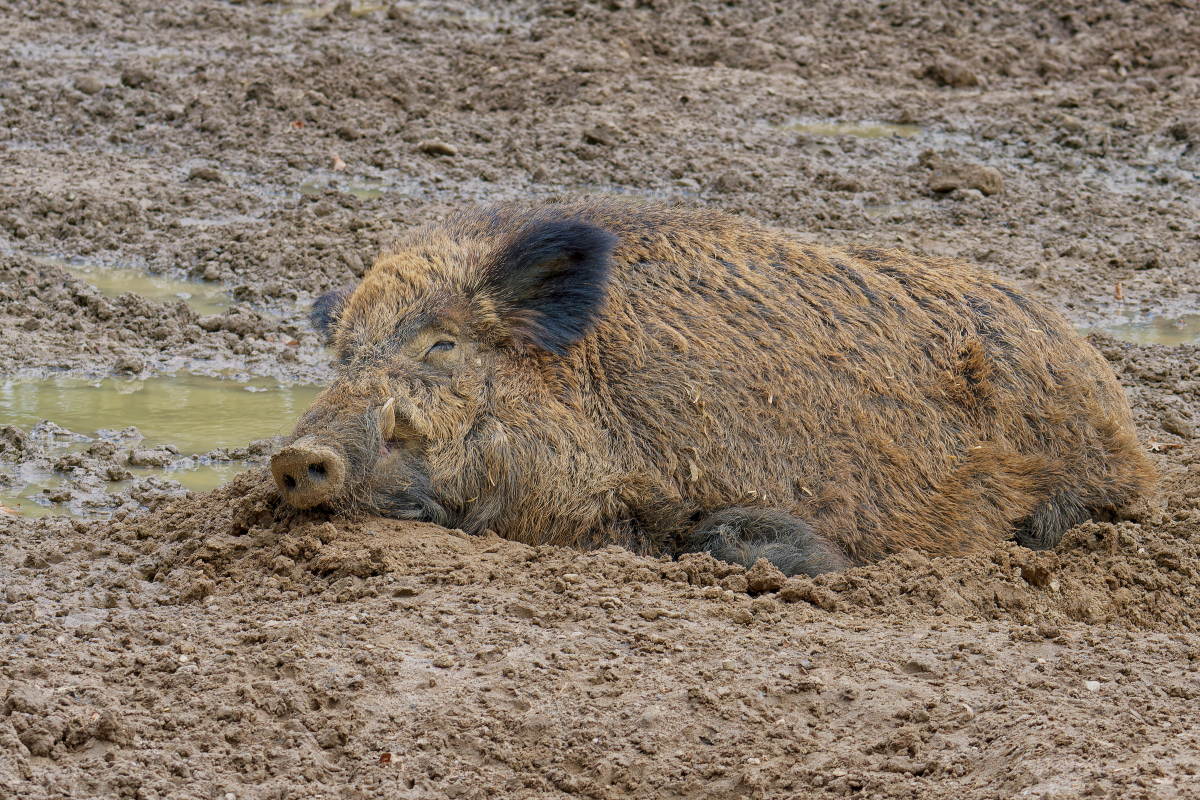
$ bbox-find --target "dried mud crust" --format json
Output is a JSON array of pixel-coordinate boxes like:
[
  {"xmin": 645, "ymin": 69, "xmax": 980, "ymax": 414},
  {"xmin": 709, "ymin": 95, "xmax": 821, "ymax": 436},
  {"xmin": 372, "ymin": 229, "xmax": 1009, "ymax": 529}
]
[
  {"xmin": 0, "ymin": 253, "xmax": 327, "ymax": 383},
  {"xmin": 0, "ymin": 0, "xmax": 1197, "ymax": 353},
  {"xmin": 2, "ymin": 467, "xmax": 1200, "ymax": 800}
]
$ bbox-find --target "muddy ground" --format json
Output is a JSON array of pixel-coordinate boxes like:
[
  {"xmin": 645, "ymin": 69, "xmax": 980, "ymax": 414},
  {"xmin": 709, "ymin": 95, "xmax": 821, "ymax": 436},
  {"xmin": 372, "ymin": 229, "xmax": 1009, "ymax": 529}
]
[{"xmin": 2, "ymin": 0, "xmax": 1200, "ymax": 797}]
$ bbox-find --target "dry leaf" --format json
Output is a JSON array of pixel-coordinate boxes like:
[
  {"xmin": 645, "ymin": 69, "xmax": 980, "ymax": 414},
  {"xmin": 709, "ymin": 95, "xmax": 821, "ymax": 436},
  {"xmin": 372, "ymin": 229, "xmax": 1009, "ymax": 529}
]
[{"xmin": 332, "ymin": 152, "xmax": 346, "ymax": 171}]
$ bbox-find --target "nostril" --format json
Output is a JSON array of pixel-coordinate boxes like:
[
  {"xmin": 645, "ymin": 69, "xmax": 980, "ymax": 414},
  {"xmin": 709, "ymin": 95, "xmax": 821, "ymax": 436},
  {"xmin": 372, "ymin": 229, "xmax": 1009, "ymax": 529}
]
[{"xmin": 271, "ymin": 440, "xmax": 345, "ymax": 509}]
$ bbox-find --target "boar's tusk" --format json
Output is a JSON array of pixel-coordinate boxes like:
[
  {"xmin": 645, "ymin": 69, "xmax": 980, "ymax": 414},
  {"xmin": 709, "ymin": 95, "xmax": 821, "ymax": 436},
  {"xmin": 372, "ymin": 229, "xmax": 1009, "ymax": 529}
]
[{"xmin": 379, "ymin": 398, "xmax": 396, "ymax": 440}]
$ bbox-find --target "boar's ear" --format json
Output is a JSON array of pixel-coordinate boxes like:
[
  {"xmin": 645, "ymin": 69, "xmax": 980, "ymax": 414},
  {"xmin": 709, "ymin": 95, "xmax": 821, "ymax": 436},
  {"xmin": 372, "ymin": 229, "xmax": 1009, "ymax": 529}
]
[
  {"xmin": 483, "ymin": 220, "xmax": 616, "ymax": 355},
  {"xmin": 310, "ymin": 288, "xmax": 352, "ymax": 344}
]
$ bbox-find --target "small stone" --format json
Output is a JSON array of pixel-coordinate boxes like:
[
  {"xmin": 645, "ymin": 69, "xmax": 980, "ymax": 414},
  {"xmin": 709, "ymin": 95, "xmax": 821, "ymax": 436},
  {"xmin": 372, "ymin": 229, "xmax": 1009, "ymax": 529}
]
[
  {"xmin": 417, "ymin": 139, "xmax": 457, "ymax": 157},
  {"xmin": 342, "ymin": 251, "xmax": 365, "ymax": 277},
  {"xmin": 927, "ymin": 56, "xmax": 979, "ymax": 88},
  {"xmin": 826, "ymin": 175, "xmax": 864, "ymax": 193},
  {"xmin": 709, "ymin": 171, "xmax": 748, "ymax": 194},
  {"xmin": 928, "ymin": 163, "xmax": 1003, "ymax": 196},
  {"xmin": 721, "ymin": 660, "xmax": 735, "ymax": 670},
  {"xmin": 74, "ymin": 74, "xmax": 103, "ymax": 95},
  {"xmin": 1161, "ymin": 410, "xmax": 1194, "ymax": 439},
  {"xmin": 507, "ymin": 603, "xmax": 538, "ymax": 620},
  {"xmin": 187, "ymin": 166, "xmax": 223, "ymax": 183},
  {"xmin": 583, "ymin": 121, "xmax": 623, "ymax": 147},
  {"xmin": 335, "ymin": 125, "xmax": 361, "ymax": 141},
  {"xmin": 121, "ymin": 68, "xmax": 154, "ymax": 89},
  {"xmin": 902, "ymin": 658, "xmax": 939, "ymax": 676},
  {"xmin": 745, "ymin": 558, "xmax": 786, "ymax": 594},
  {"xmin": 1169, "ymin": 120, "xmax": 1198, "ymax": 142},
  {"xmin": 530, "ymin": 165, "xmax": 550, "ymax": 182},
  {"xmin": 432, "ymin": 654, "xmax": 455, "ymax": 668},
  {"xmin": 1056, "ymin": 113, "xmax": 1084, "ymax": 134},
  {"xmin": 114, "ymin": 356, "xmax": 144, "ymax": 374},
  {"xmin": 21, "ymin": 317, "xmax": 40, "ymax": 331},
  {"xmin": 1084, "ymin": 680, "xmax": 1101, "ymax": 692},
  {"xmin": 127, "ymin": 448, "xmax": 173, "ymax": 468}
]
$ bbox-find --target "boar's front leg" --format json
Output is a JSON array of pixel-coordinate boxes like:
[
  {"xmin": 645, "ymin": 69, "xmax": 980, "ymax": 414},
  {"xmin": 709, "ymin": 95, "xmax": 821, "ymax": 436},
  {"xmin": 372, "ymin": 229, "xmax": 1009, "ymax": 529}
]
[{"xmin": 682, "ymin": 507, "xmax": 853, "ymax": 577}]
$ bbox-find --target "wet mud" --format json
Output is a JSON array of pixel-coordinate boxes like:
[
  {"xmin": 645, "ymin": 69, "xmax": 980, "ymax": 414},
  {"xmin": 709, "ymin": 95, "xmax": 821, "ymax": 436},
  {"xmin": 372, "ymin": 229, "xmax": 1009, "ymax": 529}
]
[{"xmin": 2, "ymin": 0, "xmax": 1200, "ymax": 798}]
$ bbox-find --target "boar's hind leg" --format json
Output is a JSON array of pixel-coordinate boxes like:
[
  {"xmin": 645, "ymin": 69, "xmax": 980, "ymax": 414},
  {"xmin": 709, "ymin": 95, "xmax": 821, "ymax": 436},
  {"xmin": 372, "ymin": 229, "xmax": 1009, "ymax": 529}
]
[
  {"xmin": 1013, "ymin": 492, "xmax": 1090, "ymax": 551},
  {"xmin": 684, "ymin": 507, "xmax": 853, "ymax": 577}
]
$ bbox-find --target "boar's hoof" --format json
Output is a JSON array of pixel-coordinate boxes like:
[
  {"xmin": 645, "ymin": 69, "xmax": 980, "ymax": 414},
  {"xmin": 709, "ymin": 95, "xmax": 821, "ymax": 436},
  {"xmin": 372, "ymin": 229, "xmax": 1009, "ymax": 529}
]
[{"xmin": 270, "ymin": 437, "xmax": 346, "ymax": 509}]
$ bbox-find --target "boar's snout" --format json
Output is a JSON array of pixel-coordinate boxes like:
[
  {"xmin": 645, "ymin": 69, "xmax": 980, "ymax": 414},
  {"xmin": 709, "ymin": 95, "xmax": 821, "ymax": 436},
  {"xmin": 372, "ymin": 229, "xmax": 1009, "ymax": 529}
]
[{"xmin": 270, "ymin": 436, "xmax": 347, "ymax": 509}]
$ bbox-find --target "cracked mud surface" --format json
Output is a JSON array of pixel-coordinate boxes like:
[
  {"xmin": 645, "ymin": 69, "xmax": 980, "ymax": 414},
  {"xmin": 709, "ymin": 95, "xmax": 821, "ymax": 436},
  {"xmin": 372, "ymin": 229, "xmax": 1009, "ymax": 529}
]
[{"xmin": 2, "ymin": 0, "xmax": 1200, "ymax": 798}]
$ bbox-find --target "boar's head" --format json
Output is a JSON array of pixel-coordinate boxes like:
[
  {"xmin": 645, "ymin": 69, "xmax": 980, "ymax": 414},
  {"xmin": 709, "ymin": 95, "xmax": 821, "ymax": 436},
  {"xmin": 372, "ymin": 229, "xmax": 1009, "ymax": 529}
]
[{"xmin": 271, "ymin": 207, "xmax": 618, "ymax": 533}]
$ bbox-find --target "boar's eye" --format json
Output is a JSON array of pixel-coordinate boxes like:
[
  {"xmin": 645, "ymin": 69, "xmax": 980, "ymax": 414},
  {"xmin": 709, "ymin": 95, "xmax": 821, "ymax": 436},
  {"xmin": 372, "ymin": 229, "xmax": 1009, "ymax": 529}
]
[{"xmin": 425, "ymin": 340, "xmax": 456, "ymax": 357}]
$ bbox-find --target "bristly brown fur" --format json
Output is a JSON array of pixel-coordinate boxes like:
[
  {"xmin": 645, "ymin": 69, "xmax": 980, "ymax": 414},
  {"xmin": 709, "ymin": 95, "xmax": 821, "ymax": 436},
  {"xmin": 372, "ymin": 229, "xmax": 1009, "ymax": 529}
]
[{"xmin": 284, "ymin": 197, "xmax": 1156, "ymax": 568}]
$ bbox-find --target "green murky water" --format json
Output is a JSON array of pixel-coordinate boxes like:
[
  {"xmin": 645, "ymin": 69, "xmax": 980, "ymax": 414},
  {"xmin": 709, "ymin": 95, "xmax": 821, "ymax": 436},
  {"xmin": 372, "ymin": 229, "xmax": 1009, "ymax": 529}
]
[
  {"xmin": 0, "ymin": 375, "xmax": 323, "ymax": 516},
  {"xmin": 0, "ymin": 374, "xmax": 321, "ymax": 454},
  {"xmin": 45, "ymin": 258, "xmax": 234, "ymax": 316},
  {"xmin": 784, "ymin": 120, "xmax": 923, "ymax": 138},
  {"xmin": 1086, "ymin": 315, "xmax": 1200, "ymax": 347}
]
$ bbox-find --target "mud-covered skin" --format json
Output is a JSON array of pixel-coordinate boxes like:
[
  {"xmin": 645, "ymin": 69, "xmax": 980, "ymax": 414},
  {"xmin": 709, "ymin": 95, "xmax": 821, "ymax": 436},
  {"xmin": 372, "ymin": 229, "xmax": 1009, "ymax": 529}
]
[{"xmin": 276, "ymin": 198, "xmax": 1154, "ymax": 576}]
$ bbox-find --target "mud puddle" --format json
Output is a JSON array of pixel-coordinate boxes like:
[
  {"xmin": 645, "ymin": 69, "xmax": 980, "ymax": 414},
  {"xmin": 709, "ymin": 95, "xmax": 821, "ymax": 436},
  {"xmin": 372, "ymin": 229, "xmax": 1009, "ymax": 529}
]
[
  {"xmin": 51, "ymin": 259, "xmax": 234, "ymax": 316},
  {"xmin": 782, "ymin": 119, "xmax": 923, "ymax": 138},
  {"xmin": 0, "ymin": 374, "xmax": 320, "ymax": 454},
  {"xmin": 299, "ymin": 177, "xmax": 389, "ymax": 200},
  {"xmin": 0, "ymin": 374, "xmax": 321, "ymax": 517},
  {"xmin": 862, "ymin": 202, "xmax": 918, "ymax": 219},
  {"xmin": 1, "ymin": 464, "xmax": 247, "ymax": 518},
  {"xmin": 1085, "ymin": 314, "xmax": 1200, "ymax": 347}
]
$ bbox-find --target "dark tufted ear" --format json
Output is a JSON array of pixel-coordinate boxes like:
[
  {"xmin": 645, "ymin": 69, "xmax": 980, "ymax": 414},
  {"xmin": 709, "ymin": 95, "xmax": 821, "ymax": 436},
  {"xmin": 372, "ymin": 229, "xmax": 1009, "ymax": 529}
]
[
  {"xmin": 310, "ymin": 288, "xmax": 352, "ymax": 344},
  {"xmin": 482, "ymin": 219, "xmax": 617, "ymax": 355}
]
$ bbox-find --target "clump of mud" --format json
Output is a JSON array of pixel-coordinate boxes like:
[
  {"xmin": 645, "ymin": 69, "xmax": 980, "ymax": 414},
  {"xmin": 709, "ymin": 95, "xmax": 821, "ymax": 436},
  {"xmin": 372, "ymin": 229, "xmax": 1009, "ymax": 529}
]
[{"xmin": 3, "ymin": 464, "xmax": 1200, "ymax": 799}]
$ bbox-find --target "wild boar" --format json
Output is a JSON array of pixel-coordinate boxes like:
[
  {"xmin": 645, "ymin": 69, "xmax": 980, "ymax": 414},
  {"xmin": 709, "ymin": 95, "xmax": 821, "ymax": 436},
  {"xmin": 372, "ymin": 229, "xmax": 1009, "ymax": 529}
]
[{"xmin": 270, "ymin": 199, "xmax": 1154, "ymax": 576}]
